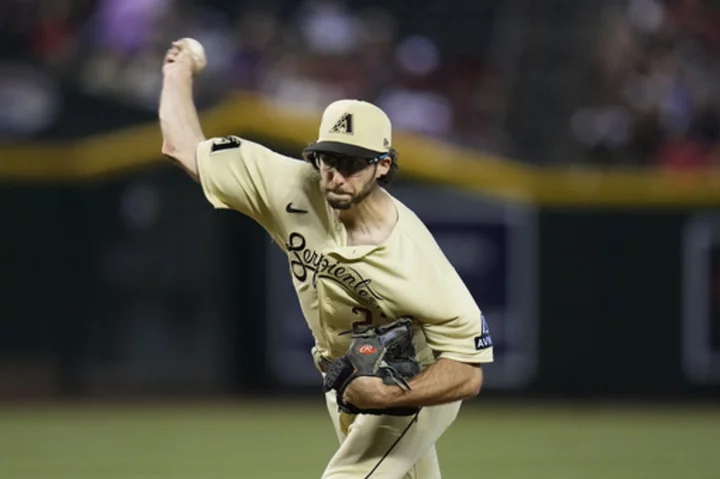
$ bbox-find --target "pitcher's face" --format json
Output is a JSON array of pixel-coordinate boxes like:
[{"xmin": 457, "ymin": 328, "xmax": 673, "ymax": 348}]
[{"xmin": 315, "ymin": 153, "xmax": 386, "ymax": 210}]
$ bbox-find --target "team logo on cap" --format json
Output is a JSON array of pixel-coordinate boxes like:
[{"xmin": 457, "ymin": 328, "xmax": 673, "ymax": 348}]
[{"xmin": 329, "ymin": 113, "xmax": 353, "ymax": 135}]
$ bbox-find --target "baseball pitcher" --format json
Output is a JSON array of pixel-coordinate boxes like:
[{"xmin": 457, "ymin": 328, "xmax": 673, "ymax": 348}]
[{"xmin": 159, "ymin": 38, "xmax": 494, "ymax": 479}]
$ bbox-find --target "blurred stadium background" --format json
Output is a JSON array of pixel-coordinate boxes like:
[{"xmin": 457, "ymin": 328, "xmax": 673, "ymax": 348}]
[{"xmin": 1, "ymin": 0, "xmax": 720, "ymax": 477}]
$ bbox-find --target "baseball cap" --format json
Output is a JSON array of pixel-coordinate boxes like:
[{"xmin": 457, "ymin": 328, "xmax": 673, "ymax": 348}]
[{"xmin": 303, "ymin": 99, "xmax": 392, "ymax": 160}]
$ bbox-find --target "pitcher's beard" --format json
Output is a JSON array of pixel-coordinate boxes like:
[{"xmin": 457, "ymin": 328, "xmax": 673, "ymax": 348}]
[{"xmin": 326, "ymin": 180, "xmax": 377, "ymax": 210}]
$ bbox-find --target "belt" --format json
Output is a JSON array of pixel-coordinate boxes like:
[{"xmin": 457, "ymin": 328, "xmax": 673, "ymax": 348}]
[{"xmin": 318, "ymin": 356, "xmax": 334, "ymax": 374}]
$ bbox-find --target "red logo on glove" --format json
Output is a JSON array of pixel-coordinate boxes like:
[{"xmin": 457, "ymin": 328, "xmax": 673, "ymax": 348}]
[{"xmin": 358, "ymin": 345, "xmax": 377, "ymax": 355}]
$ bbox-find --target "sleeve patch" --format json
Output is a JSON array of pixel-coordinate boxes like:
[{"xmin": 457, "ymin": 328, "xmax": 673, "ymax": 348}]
[{"xmin": 475, "ymin": 313, "xmax": 493, "ymax": 350}]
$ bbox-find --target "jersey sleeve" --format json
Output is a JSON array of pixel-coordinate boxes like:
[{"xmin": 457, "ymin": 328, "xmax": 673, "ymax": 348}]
[
  {"xmin": 417, "ymin": 263, "xmax": 494, "ymax": 365},
  {"xmin": 196, "ymin": 135, "xmax": 300, "ymax": 231}
]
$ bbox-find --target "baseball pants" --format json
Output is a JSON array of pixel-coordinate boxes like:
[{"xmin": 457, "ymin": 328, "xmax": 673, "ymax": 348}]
[{"xmin": 321, "ymin": 389, "xmax": 462, "ymax": 479}]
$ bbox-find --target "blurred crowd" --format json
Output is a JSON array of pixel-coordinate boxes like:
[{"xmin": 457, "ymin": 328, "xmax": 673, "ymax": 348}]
[
  {"xmin": 2, "ymin": 0, "xmax": 720, "ymax": 169},
  {"xmin": 0, "ymin": 0, "xmax": 507, "ymax": 153},
  {"xmin": 570, "ymin": 0, "xmax": 720, "ymax": 169}
]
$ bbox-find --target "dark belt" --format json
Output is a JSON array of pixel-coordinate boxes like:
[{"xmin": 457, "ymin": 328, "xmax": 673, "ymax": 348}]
[{"xmin": 318, "ymin": 356, "xmax": 333, "ymax": 373}]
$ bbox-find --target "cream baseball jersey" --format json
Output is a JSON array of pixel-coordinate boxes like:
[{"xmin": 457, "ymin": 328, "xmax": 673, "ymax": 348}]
[{"xmin": 196, "ymin": 136, "xmax": 494, "ymax": 369}]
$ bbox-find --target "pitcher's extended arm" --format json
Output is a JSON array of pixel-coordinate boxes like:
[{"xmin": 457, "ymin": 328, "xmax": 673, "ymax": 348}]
[{"xmin": 158, "ymin": 40, "xmax": 206, "ymax": 180}]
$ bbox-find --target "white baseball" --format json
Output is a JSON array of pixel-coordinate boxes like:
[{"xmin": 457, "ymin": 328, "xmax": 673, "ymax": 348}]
[{"xmin": 180, "ymin": 37, "xmax": 207, "ymax": 74}]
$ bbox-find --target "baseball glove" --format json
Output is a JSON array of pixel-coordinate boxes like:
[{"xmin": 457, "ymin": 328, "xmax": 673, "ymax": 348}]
[{"xmin": 323, "ymin": 317, "xmax": 421, "ymax": 416}]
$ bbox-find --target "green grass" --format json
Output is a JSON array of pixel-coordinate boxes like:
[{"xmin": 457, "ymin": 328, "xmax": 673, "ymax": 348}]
[{"xmin": 0, "ymin": 400, "xmax": 718, "ymax": 478}]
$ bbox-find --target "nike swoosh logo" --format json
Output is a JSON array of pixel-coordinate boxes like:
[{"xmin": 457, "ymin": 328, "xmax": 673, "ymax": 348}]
[{"xmin": 285, "ymin": 203, "xmax": 308, "ymax": 214}]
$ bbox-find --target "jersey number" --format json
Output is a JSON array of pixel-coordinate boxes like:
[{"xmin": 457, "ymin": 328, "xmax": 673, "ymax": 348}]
[
  {"xmin": 210, "ymin": 136, "xmax": 242, "ymax": 153},
  {"xmin": 351, "ymin": 307, "xmax": 388, "ymax": 330},
  {"xmin": 351, "ymin": 307, "xmax": 373, "ymax": 330}
]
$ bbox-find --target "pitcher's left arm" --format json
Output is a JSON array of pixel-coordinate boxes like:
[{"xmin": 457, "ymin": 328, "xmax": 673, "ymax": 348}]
[
  {"xmin": 343, "ymin": 357, "xmax": 483, "ymax": 409},
  {"xmin": 343, "ymin": 264, "xmax": 493, "ymax": 410}
]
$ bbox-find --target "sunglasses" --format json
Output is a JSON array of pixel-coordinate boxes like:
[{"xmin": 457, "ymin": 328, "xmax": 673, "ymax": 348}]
[{"xmin": 312, "ymin": 152, "xmax": 382, "ymax": 176}]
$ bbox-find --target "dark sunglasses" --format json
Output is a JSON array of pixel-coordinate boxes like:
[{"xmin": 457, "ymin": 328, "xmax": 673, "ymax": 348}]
[{"xmin": 312, "ymin": 152, "xmax": 382, "ymax": 176}]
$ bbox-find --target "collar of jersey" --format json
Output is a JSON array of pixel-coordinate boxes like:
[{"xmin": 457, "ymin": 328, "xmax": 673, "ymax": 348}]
[{"xmin": 326, "ymin": 195, "xmax": 402, "ymax": 260}]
